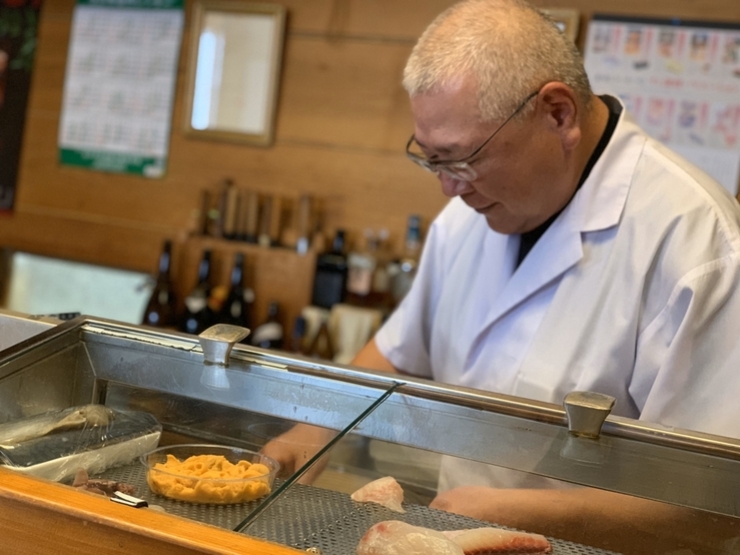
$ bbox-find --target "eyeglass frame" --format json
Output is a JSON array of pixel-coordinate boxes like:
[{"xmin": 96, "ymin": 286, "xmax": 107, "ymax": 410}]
[{"xmin": 405, "ymin": 88, "xmax": 541, "ymax": 181}]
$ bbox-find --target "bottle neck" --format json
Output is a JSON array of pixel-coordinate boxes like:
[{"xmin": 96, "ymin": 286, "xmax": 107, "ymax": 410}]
[
  {"xmin": 159, "ymin": 253, "xmax": 171, "ymax": 276},
  {"xmin": 331, "ymin": 231, "xmax": 346, "ymax": 255},
  {"xmin": 265, "ymin": 303, "xmax": 279, "ymax": 322},
  {"xmin": 157, "ymin": 242, "xmax": 173, "ymax": 278},
  {"xmin": 197, "ymin": 254, "xmax": 211, "ymax": 285},
  {"xmin": 404, "ymin": 218, "xmax": 422, "ymax": 259},
  {"xmin": 230, "ymin": 263, "xmax": 243, "ymax": 288}
]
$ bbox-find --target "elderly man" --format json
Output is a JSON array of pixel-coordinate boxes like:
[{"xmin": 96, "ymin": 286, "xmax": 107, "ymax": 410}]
[{"xmin": 265, "ymin": 0, "xmax": 740, "ymax": 548}]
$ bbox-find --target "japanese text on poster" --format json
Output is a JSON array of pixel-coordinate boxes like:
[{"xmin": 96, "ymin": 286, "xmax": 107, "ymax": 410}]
[
  {"xmin": 58, "ymin": 0, "xmax": 184, "ymax": 177},
  {"xmin": 584, "ymin": 15, "xmax": 740, "ymax": 194}
]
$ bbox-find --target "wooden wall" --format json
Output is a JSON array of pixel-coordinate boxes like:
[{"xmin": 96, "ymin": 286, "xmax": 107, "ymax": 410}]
[{"xmin": 1, "ymin": 0, "xmax": 739, "ymax": 320}]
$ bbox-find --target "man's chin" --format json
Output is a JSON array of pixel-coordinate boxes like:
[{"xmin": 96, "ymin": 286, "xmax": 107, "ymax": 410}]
[{"xmin": 482, "ymin": 213, "xmax": 523, "ymax": 235}]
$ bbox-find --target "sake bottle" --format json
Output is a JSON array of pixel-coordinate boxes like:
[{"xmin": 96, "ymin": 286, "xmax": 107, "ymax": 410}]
[
  {"xmin": 311, "ymin": 229, "xmax": 348, "ymax": 309},
  {"xmin": 251, "ymin": 301, "xmax": 284, "ymax": 350},
  {"xmin": 142, "ymin": 240, "xmax": 177, "ymax": 329},
  {"xmin": 216, "ymin": 252, "xmax": 254, "ymax": 333},
  {"xmin": 180, "ymin": 249, "xmax": 213, "ymax": 335}
]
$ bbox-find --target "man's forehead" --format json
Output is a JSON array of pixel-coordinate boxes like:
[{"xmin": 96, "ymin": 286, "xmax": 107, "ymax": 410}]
[
  {"xmin": 412, "ymin": 133, "xmax": 468, "ymax": 157},
  {"xmin": 409, "ymin": 82, "xmax": 485, "ymax": 155}
]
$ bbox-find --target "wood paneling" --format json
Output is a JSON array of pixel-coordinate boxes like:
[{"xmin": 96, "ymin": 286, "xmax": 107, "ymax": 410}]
[{"xmin": 2, "ymin": 0, "xmax": 739, "ymax": 319}]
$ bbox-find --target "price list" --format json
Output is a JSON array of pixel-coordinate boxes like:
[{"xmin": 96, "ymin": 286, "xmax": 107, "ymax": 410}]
[{"xmin": 58, "ymin": 0, "xmax": 184, "ymax": 177}]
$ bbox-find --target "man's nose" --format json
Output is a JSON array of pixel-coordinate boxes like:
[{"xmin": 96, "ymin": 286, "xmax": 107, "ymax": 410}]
[{"xmin": 438, "ymin": 173, "xmax": 474, "ymax": 197}]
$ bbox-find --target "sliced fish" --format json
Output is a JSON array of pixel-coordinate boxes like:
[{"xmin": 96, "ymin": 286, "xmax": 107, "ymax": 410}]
[
  {"xmin": 351, "ymin": 476, "xmax": 406, "ymax": 513},
  {"xmin": 0, "ymin": 405, "xmax": 113, "ymax": 447},
  {"xmin": 357, "ymin": 520, "xmax": 464, "ymax": 555},
  {"xmin": 356, "ymin": 521, "xmax": 553, "ymax": 555},
  {"xmin": 443, "ymin": 527, "xmax": 553, "ymax": 554}
]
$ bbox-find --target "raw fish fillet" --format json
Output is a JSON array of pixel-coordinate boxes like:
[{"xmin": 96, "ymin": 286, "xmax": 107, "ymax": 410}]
[
  {"xmin": 443, "ymin": 527, "xmax": 553, "ymax": 554},
  {"xmin": 351, "ymin": 476, "xmax": 406, "ymax": 513},
  {"xmin": 0, "ymin": 405, "xmax": 112, "ymax": 447},
  {"xmin": 357, "ymin": 520, "xmax": 464, "ymax": 555},
  {"xmin": 356, "ymin": 521, "xmax": 553, "ymax": 555}
]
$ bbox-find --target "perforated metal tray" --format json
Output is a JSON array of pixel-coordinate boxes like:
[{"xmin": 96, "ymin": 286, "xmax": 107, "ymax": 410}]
[{"xmin": 100, "ymin": 463, "xmax": 620, "ymax": 555}]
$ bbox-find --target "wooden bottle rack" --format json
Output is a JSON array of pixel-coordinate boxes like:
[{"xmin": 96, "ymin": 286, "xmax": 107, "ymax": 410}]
[{"xmin": 173, "ymin": 236, "xmax": 316, "ymax": 334}]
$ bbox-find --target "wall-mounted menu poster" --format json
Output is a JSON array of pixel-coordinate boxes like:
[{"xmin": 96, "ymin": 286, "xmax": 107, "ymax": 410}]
[
  {"xmin": 58, "ymin": 0, "xmax": 184, "ymax": 178},
  {"xmin": 584, "ymin": 15, "xmax": 740, "ymax": 195}
]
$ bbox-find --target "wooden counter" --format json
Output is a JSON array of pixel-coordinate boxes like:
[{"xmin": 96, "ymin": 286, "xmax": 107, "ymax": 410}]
[{"xmin": 0, "ymin": 467, "xmax": 301, "ymax": 555}]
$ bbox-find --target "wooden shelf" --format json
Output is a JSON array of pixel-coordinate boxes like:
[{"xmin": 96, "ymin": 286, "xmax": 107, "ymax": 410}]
[{"xmin": 173, "ymin": 236, "xmax": 316, "ymax": 333}]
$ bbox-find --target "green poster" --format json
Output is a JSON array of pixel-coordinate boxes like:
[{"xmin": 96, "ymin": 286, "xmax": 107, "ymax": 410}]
[{"xmin": 58, "ymin": 0, "xmax": 184, "ymax": 177}]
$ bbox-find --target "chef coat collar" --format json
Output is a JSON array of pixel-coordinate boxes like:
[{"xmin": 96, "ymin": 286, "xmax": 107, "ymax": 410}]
[
  {"xmin": 484, "ymin": 97, "xmax": 645, "ymax": 324},
  {"xmin": 568, "ymin": 95, "xmax": 644, "ymax": 234},
  {"xmin": 516, "ymin": 95, "xmax": 623, "ymax": 266}
]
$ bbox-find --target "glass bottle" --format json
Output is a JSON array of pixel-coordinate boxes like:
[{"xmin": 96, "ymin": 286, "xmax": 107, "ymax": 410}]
[
  {"xmin": 311, "ymin": 229, "xmax": 348, "ymax": 309},
  {"xmin": 370, "ymin": 228, "xmax": 392, "ymax": 311},
  {"xmin": 215, "ymin": 252, "xmax": 254, "ymax": 333},
  {"xmin": 251, "ymin": 301, "xmax": 284, "ymax": 350},
  {"xmin": 290, "ymin": 314, "xmax": 308, "ymax": 354},
  {"xmin": 306, "ymin": 318, "xmax": 335, "ymax": 361},
  {"xmin": 180, "ymin": 249, "xmax": 213, "ymax": 335},
  {"xmin": 345, "ymin": 229, "xmax": 377, "ymax": 307},
  {"xmin": 142, "ymin": 240, "xmax": 177, "ymax": 328},
  {"xmin": 391, "ymin": 215, "xmax": 423, "ymax": 305}
]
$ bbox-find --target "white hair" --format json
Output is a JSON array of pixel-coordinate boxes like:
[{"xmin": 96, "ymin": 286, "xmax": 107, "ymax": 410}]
[{"xmin": 403, "ymin": 0, "xmax": 592, "ymax": 122}]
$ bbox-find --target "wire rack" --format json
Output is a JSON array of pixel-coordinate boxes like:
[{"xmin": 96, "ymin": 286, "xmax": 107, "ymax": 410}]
[{"xmin": 100, "ymin": 463, "xmax": 620, "ymax": 555}]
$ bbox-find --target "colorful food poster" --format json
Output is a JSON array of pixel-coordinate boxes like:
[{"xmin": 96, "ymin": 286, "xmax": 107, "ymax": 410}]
[
  {"xmin": 0, "ymin": 0, "xmax": 42, "ymax": 213},
  {"xmin": 584, "ymin": 15, "xmax": 740, "ymax": 195},
  {"xmin": 58, "ymin": 0, "xmax": 184, "ymax": 177}
]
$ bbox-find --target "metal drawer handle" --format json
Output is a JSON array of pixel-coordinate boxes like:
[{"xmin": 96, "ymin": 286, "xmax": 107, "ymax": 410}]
[
  {"xmin": 198, "ymin": 324, "xmax": 250, "ymax": 389},
  {"xmin": 563, "ymin": 390, "xmax": 615, "ymax": 438}
]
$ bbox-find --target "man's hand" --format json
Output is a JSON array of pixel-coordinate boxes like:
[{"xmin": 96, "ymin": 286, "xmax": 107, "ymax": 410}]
[
  {"xmin": 429, "ymin": 485, "xmax": 738, "ymax": 554},
  {"xmin": 430, "ymin": 486, "xmax": 506, "ymax": 521},
  {"xmin": 260, "ymin": 423, "xmax": 335, "ymax": 485}
]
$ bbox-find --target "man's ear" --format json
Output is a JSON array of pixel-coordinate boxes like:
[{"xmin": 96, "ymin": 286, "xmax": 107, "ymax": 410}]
[{"xmin": 538, "ymin": 82, "xmax": 581, "ymax": 151}]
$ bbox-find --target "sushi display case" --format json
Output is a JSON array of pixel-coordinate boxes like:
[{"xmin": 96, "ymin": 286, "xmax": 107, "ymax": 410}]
[{"xmin": 1, "ymin": 315, "xmax": 740, "ymax": 555}]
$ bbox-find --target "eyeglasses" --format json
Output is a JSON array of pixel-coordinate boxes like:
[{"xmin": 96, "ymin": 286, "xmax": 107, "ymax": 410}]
[{"xmin": 405, "ymin": 89, "xmax": 540, "ymax": 182}]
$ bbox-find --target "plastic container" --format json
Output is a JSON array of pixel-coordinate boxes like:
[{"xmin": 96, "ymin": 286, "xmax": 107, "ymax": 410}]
[
  {"xmin": 0, "ymin": 405, "xmax": 161, "ymax": 483},
  {"xmin": 141, "ymin": 444, "xmax": 279, "ymax": 504}
]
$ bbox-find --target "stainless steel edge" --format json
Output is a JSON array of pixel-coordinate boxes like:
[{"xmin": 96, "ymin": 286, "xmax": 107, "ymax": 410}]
[
  {"xmin": 5, "ymin": 318, "xmax": 740, "ymax": 517},
  {"xmin": 67, "ymin": 319, "xmax": 740, "ymax": 461}
]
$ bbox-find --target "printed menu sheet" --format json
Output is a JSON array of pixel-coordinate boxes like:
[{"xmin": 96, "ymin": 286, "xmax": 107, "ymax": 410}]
[
  {"xmin": 584, "ymin": 15, "xmax": 740, "ymax": 195},
  {"xmin": 58, "ymin": 0, "xmax": 184, "ymax": 177}
]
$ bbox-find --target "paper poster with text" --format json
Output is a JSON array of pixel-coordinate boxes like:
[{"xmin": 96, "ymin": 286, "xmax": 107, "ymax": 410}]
[
  {"xmin": 584, "ymin": 15, "xmax": 740, "ymax": 195},
  {"xmin": 58, "ymin": 0, "xmax": 184, "ymax": 177}
]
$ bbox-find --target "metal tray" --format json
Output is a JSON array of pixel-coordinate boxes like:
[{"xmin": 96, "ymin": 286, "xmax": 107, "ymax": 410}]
[{"xmin": 99, "ymin": 463, "xmax": 619, "ymax": 555}]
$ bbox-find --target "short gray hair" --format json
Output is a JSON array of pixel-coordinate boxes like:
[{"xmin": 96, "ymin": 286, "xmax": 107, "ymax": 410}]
[{"xmin": 403, "ymin": 0, "xmax": 592, "ymax": 122}]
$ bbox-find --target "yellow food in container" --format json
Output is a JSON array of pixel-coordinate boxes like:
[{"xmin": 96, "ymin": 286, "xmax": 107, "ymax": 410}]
[{"xmin": 142, "ymin": 445, "xmax": 279, "ymax": 504}]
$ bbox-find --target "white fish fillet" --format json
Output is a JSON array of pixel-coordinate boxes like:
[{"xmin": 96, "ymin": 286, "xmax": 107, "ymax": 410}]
[
  {"xmin": 356, "ymin": 521, "xmax": 553, "ymax": 555},
  {"xmin": 443, "ymin": 527, "xmax": 553, "ymax": 554},
  {"xmin": 0, "ymin": 405, "xmax": 112, "ymax": 447},
  {"xmin": 357, "ymin": 520, "xmax": 464, "ymax": 555},
  {"xmin": 351, "ymin": 476, "xmax": 406, "ymax": 513}
]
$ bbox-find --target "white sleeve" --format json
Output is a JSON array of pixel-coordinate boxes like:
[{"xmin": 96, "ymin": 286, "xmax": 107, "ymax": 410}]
[
  {"xmin": 631, "ymin": 256, "xmax": 740, "ymax": 439},
  {"xmin": 374, "ymin": 213, "xmax": 449, "ymax": 378}
]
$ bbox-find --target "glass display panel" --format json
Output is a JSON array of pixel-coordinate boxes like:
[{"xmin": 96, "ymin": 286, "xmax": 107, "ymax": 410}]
[{"xmin": 1, "ymin": 318, "xmax": 740, "ymax": 555}]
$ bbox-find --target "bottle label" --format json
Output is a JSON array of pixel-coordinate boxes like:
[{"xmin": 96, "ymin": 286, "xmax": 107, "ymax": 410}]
[
  {"xmin": 157, "ymin": 290, "xmax": 170, "ymax": 305},
  {"xmin": 229, "ymin": 301, "xmax": 243, "ymax": 320},
  {"xmin": 251, "ymin": 322, "xmax": 283, "ymax": 345},
  {"xmin": 347, "ymin": 267, "xmax": 372, "ymax": 295},
  {"xmin": 372, "ymin": 265, "xmax": 390, "ymax": 293},
  {"xmin": 185, "ymin": 295, "xmax": 207, "ymax": 313}
]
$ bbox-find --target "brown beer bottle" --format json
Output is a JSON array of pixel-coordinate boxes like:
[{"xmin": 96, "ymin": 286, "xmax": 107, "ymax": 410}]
[{"xmin": 142, "ymin": 240, "xmax": 178, "ymax": 329}]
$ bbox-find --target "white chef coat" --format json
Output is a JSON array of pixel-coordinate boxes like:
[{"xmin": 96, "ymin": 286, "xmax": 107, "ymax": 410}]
[{"xmin": 375, "ymin": 105, "xmax": 740, "ymax": 489}]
